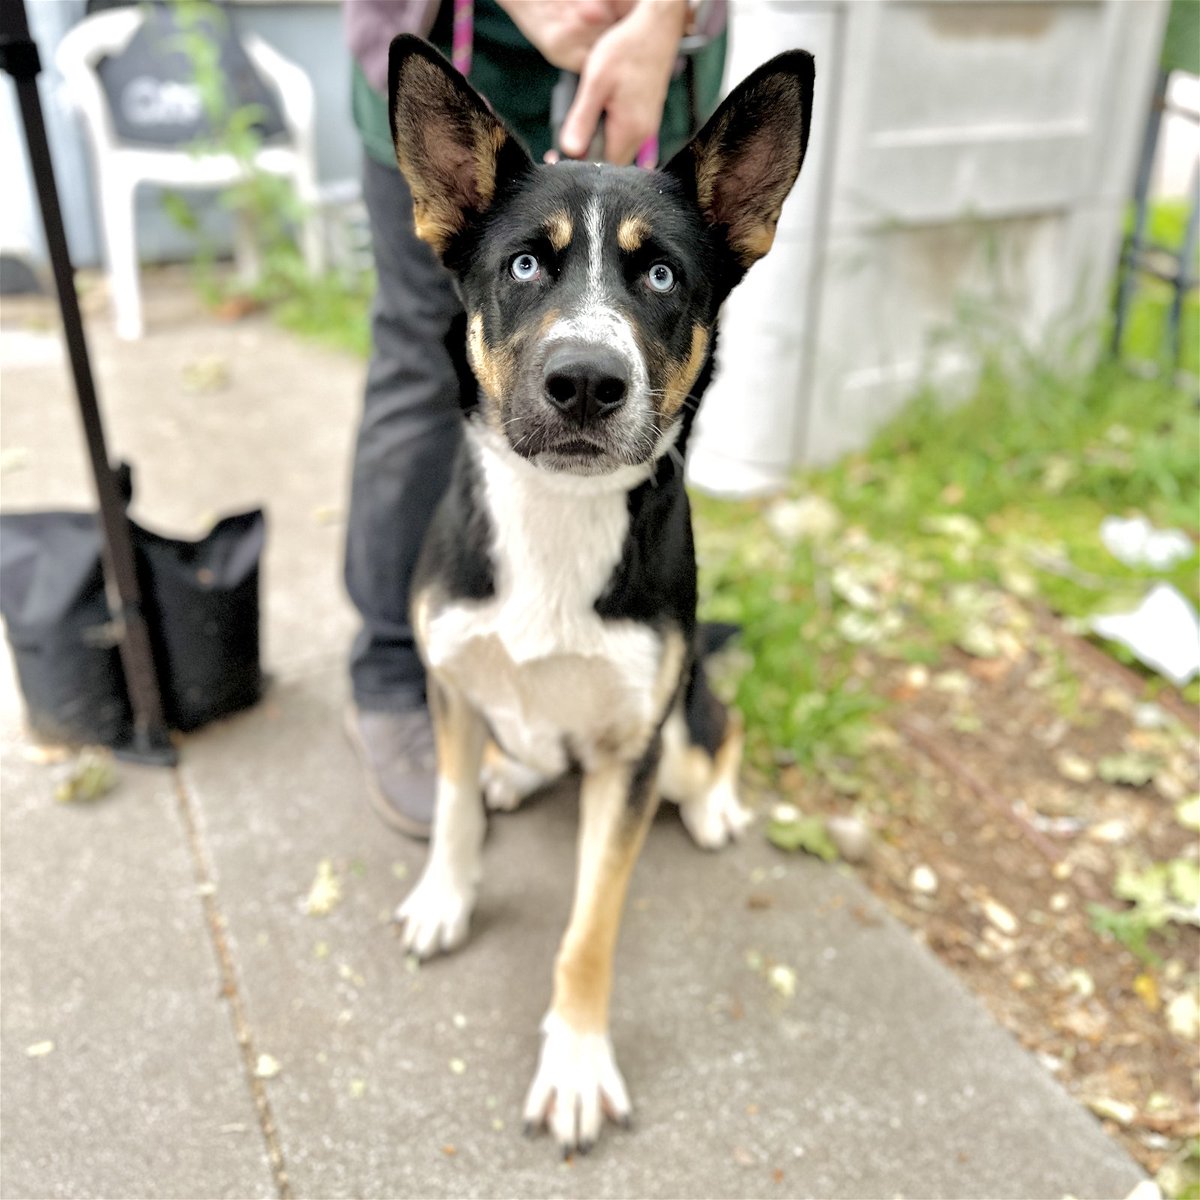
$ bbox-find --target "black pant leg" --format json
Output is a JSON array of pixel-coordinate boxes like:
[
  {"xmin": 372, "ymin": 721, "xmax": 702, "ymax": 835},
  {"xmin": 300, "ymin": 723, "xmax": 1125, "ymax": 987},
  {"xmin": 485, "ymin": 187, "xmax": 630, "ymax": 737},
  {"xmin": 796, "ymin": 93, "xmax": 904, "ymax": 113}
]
[{"xmin": 344, "ymin": 154, "xmax": 467, "ymax": 711}]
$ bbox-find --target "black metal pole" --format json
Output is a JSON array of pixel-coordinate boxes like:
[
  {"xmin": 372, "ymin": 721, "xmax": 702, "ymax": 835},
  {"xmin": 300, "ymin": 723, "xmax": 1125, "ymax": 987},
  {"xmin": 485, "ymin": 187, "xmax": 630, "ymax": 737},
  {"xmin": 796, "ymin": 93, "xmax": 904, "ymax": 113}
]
[{"xmin": 1, "ymin": 0, "xmax": 176, "ymax": 765}]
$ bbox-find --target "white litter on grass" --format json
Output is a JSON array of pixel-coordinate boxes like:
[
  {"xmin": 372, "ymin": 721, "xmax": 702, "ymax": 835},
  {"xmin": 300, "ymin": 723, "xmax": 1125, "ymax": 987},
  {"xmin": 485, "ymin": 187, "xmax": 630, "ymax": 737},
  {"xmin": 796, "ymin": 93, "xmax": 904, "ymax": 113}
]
[
  {"xmin": 1166, "ymin": 991, "xmax": 1199, "ymax": 1041},
  {"xmin": 766, "ymin": 495, "xmax": 840, "ymax": 543},
  {"xmin": 909, "ymin": 864, "xmax": 939, "ymax": 896},
  {"xmin": 1100, "ymin": 516, "xmax": 1194, "ymax": 571},
  {"xmin": 1090, "ymin": 584, "xmax": 1200, "ymax": 686}
]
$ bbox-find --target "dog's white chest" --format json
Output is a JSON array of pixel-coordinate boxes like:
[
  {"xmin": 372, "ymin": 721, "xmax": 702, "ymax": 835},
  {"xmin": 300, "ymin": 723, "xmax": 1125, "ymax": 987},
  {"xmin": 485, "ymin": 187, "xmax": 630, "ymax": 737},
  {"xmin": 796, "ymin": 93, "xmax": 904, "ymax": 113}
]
[{"xmin": 422, "ymin": 430, "xmax": 661, "ymax": 773}]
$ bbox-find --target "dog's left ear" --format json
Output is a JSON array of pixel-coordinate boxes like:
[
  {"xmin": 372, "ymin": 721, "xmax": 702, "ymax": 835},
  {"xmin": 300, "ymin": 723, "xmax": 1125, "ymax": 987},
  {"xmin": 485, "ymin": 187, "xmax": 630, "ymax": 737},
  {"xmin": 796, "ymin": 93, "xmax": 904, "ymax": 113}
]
[
  {"xmin": 388, "ymin": 35, "xmax": 532, "ymax": 258},
  {"xmin": 664, "ymin": 51, "xmax": 814, "ymax": 273}
]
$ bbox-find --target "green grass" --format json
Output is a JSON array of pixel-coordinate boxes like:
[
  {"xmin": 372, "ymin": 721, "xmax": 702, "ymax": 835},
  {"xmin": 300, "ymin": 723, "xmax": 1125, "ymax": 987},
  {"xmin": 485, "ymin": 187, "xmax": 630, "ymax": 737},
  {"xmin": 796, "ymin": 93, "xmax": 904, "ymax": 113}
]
[
  {"xmin": 270, "ymin": 268, "xmax": 375, "ymax": 360},
  {"xmin": 694, "ymin": 353, "xmax": 1199, "ymax": 783},
  {"xmin": 1121, "ymin": 197, "xmax": 1200, "ymax": 376}
]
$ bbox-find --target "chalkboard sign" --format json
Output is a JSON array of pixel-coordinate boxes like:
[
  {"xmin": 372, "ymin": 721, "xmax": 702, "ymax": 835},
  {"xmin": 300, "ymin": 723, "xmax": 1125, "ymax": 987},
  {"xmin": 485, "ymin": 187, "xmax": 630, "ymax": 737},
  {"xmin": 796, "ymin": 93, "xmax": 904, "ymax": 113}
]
[{"xmin": 94, "ymin": 2, "xmax": 288, "ymax": 148}]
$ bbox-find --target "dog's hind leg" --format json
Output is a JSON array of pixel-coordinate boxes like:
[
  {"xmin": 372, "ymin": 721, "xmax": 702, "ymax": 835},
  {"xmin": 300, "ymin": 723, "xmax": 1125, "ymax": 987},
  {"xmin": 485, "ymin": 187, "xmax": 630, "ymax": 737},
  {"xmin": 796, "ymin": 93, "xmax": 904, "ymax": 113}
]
[
  {"xmin": 395, "ymin": 674, "xmax": 487, "ymax": 958},
  {"xmin": 523, "ymin": 746, "xmax": 660, "ymax": 1154},
  {"xmin": 481, "ymin": 740, "xmax": 554, "ymax": 812},
  {"xmin": 659, "ymin": 657, "xmax": 751, "ymax": 850}
]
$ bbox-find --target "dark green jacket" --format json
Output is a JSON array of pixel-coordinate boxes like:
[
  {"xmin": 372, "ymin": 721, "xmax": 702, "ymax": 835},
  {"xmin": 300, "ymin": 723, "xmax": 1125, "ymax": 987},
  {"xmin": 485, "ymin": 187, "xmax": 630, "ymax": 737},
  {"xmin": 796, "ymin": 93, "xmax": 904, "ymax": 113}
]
[{"xmin": 352, "ymin": 0, "xmax": 726, "ymax": 168}]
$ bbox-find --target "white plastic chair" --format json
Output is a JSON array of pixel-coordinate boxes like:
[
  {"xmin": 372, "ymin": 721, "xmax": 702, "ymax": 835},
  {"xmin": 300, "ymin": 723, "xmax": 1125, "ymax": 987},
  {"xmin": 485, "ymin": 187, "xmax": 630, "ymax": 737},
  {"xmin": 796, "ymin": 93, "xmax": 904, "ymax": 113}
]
[{"xmin": 56, "ymin": 7, "xmax": 324, "ymax": 339}]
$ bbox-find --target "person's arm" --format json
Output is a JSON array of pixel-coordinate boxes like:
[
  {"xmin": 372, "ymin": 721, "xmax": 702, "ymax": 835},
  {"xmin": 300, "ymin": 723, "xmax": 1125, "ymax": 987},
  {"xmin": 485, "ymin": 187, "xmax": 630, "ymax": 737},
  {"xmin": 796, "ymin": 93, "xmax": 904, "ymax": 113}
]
[
  {"xmin": 345, "ymin": 0, "xmax": 440, "ymax": 92},
  {"xmin": 559, "ymin": 0, "xmax": 688, "ymax": 165}
]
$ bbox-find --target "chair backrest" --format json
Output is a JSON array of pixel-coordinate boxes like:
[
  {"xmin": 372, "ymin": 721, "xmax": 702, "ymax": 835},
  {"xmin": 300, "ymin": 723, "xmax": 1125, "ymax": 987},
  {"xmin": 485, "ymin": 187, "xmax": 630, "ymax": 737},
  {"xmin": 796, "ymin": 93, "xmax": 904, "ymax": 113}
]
[{"xmin": 57, "ymin": 4, "xmax": 287, "ymax": 153}]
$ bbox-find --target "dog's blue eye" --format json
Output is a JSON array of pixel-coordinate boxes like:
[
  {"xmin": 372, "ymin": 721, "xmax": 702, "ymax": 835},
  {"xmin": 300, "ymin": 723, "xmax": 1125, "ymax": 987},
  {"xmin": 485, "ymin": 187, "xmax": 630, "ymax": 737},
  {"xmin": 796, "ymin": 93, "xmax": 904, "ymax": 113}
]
[
  {"xmin": 647, "ymin": 263, "xmax": 675, "ymax": 293},
  {"xmin": 511, "ymin": 253, "xmax": 540, "ymax": 282}
]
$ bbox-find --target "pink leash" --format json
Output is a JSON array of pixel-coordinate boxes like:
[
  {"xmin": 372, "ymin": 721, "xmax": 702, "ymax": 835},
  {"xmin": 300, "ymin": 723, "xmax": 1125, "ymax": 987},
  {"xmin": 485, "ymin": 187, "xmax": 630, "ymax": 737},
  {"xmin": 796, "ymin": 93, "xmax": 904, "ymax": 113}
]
[{"xmin": 450, "ymin": 0, "xmax": 658, "ymax": 168}]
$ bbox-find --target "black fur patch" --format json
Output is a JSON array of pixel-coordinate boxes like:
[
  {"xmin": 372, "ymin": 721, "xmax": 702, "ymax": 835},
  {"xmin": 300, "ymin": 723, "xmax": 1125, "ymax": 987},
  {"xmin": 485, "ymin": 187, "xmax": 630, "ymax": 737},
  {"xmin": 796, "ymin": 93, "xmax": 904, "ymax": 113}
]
[{"xmin": 411, "ymin": 438, "xmax": 495, "ymax": 604}]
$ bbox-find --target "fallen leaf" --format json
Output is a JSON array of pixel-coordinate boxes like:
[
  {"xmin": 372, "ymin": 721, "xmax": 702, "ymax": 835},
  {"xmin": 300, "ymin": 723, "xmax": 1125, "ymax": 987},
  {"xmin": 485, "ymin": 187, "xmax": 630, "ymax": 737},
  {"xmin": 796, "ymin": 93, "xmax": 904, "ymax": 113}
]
[
  {"xmin": 1133, "ymin": 973, "xmax": 1160, "ymax": 1012},
  {"xmin": 254, "ymin": 1053, "xmax": 281, "ymax": 1080},
  {"xmin": 766, "ymin": 814, "xmax": 838, "ymax": 862},
  {"xmin": 181, "ymin": 355, "xmax": 231, "ymax": 394},
  {"xmin": 54, "ymin": 751, "xmax": 117, "ymax": 804},
  {"xmin": 766, "ymin": 495, "xmax": 840, "ymax": 543},
  {"xmin": 1098, "ymin": 753, "xmax": 1158, "ymax": 787},
  {"xmin": 825, "ymin": 815, "xmax": 870, "ymax": 863},
  {"xmin": 449, "ymin": 1058, "xmax": 466, "ymax": 1075},
  {"xmin": 1060, "ymin": 1007, "xmax": 1107, "ymax": 1042},
  {"xmin": 768, "ymin": 964, "xmax": 796, "ymax": 999},
  {"xmin": 982, "ymin": 898, "xmax": 1019, "ymax": 936},
  {"xmin": 1175, "ymin": 796, "xmax": 1200, "ymax": 832},
  {"xmin": 1055, "ymin": 752, "xmax": 1094, "ymax": 784},
  {"xmin": 1165, "ymin": 991, "xmax": 1199, "ymax": 1040},
  {"xmin": 1067, "ymin": 968, "xmax": 1095, "ymax": 1000},
  {"xmin": 922, "ymin": 513, "xmax": 982, "ymax": 544},
  {"xmin": 305, "ymin": 860, "xmax": 342, "ymax": 916},
  {"xmin": 909, "ymin": 864, "xmax": 939, "ymax": 896},
  {"xmin": 1086, "ymin": 1096, "xmax": 1135, "ymax": 1126},
  {"xmin": 957, "ymin": 621, "xmax": 1000, "ymax": 659}
]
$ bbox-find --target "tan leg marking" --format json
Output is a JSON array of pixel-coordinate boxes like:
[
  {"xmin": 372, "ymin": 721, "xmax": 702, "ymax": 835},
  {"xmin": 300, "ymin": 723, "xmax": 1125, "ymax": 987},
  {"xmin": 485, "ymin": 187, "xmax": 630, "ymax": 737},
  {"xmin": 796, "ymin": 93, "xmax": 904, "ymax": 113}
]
[{"xmin": 553, "ymin": 757, "xmax": 659, "ymax": 1033}]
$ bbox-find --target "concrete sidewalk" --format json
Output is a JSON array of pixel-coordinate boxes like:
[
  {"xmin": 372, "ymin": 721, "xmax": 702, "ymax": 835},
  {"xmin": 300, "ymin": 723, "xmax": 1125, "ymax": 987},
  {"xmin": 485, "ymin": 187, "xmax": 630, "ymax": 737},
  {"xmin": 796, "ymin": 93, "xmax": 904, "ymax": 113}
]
[{"xmin": 0, "ymin": 280, "xmax": 1146, "ymax": 1199}]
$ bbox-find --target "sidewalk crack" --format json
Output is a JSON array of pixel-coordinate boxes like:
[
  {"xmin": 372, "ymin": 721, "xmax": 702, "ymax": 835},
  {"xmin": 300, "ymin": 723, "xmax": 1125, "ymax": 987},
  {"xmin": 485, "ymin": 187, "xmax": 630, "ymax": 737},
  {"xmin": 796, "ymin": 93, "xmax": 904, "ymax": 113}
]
[{"xmin": 170, "ymin": 770, "xmax": 292, "ymax": 1199}]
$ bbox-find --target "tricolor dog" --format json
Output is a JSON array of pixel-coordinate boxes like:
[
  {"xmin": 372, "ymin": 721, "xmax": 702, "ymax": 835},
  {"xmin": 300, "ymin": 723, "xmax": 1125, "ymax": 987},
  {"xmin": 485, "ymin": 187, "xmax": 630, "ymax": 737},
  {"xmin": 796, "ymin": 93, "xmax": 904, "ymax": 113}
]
[{"xmin": 387, "ymin": 35, "xmax": 814, "ymax": 1155}]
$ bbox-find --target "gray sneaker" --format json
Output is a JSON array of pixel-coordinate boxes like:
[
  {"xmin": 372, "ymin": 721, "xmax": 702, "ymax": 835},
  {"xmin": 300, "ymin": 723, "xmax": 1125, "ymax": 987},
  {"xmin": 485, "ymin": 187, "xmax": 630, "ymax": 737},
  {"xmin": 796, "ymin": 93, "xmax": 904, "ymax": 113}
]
[{"xmin": 344, "ymin": 703, "xmax": 437, "ymax": 840}]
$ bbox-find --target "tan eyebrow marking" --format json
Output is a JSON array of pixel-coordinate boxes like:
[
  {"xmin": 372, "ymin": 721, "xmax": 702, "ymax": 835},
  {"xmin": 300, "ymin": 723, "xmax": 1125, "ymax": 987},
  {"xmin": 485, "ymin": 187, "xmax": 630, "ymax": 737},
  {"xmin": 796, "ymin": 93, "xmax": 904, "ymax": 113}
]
[
  {"xmin": 546, "ymin": 211, "xmax": 572, "ymax": 252},
  {"xmin": 617, "ymin": 215, "xmax": 650, "ymax": 253}
]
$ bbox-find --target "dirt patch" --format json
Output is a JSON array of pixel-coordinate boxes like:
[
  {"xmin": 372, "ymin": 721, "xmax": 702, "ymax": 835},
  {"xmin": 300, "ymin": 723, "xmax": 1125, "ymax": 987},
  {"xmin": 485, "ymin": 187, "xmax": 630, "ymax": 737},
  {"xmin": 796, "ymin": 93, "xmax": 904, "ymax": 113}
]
[{"xmin": 792, "ymin": 625, "xmax": 1199, "ymax": 1185}]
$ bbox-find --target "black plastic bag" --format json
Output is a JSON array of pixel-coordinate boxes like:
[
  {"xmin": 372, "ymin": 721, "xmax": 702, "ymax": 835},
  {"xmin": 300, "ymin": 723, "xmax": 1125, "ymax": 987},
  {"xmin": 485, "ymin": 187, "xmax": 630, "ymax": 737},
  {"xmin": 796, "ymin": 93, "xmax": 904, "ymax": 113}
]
[
  {"xmin": 135, "ymin": 511, "xmax": 265, "ymax": 732},
  {"xmin": 0, "ymin": 511, "xmax": 131, "ymax": 746},
  {"xmin": 0, "ymin": 504, "xmax": 266, "ymax": 744}
]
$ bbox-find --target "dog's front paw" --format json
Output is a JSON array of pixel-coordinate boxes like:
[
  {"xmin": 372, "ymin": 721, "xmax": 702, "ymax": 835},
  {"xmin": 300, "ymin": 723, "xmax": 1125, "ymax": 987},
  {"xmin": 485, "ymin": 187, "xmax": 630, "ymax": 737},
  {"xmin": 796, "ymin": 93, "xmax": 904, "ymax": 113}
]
[
  {"xmin": 522, "ymin": 1012, "xmax": 632, "ymax": 1155},
  {"xmin": 681, "ymin": 783, "xmax": 752, "ymax": 850},
  {"xmin": 394, "ymin": 873, "xmax": 474, "ymax": 959}
]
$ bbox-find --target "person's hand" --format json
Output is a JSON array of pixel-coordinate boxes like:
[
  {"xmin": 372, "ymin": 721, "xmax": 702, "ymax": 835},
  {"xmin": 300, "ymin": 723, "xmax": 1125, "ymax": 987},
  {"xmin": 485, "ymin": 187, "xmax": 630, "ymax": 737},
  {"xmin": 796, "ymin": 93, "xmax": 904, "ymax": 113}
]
[
  {"xmin": 559, "ymin": 0, "xmax": 687, "ymax": 165},
  {"xmin": 496, "ymin": 0, "xmax": 626, "ymax": 73}
]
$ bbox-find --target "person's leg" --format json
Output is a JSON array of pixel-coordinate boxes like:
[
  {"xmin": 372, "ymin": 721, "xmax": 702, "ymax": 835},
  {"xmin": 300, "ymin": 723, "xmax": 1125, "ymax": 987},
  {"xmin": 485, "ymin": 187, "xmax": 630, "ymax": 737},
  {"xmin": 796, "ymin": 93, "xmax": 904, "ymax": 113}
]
[{"xmin": 344, "ymin": 153, "xmax": 469, "ymax": 836}]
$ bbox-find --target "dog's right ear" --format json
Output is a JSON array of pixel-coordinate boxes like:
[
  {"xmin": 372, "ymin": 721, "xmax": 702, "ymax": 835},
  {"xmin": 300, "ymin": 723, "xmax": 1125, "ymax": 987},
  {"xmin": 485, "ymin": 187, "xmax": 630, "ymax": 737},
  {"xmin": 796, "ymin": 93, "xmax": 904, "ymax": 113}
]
[
  {"xmin": 664, "ymin": 50, "xmax": 814, "ymax": 277},
  {"xmin": 388, "ymin": 35, "xmax": 532, "ymax": 258}
]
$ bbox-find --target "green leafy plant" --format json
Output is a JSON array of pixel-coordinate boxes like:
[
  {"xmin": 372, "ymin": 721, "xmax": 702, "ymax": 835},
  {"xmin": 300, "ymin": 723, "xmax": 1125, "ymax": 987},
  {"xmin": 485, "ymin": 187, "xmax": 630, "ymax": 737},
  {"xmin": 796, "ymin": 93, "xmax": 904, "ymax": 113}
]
[
  {"xmin": 163, "ymin": 0, "xmax": 307, "ymax": 306},
  {"xmin": 1089, "ymin": 858, "xmax": 1200, "ymax": 964}
]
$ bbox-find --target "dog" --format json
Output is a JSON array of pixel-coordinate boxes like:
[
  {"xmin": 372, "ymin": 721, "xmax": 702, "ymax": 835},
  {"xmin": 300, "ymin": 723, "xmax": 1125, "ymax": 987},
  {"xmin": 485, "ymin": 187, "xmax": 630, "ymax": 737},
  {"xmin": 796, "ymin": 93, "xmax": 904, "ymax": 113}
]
[{"xmin": 386, "ymin": 34, "xmax": 814, "ymax": 1155}]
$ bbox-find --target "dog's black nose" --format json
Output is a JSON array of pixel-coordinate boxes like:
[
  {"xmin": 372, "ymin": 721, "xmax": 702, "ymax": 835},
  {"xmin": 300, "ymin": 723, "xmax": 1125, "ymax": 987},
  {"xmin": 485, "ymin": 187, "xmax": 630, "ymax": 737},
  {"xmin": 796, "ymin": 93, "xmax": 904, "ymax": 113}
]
[{"xmin": 543, "ymin": 344, "xmax": 629, "ymax": 423}]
